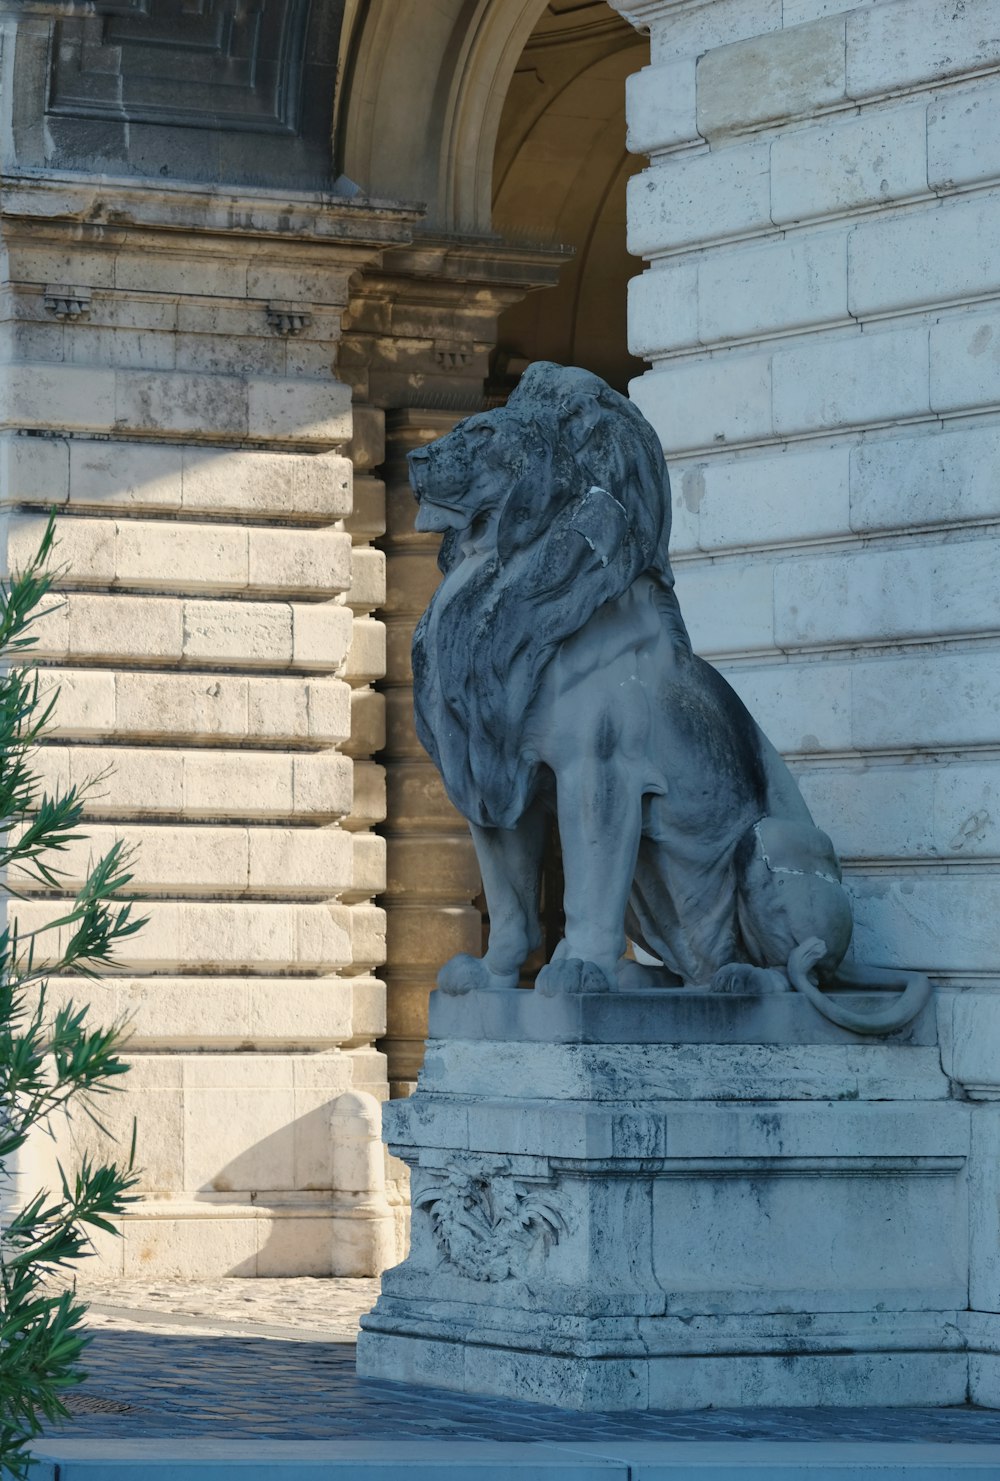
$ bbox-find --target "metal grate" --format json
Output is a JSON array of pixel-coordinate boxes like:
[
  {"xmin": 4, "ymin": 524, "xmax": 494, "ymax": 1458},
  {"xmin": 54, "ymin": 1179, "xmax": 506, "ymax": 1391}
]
[{"xmin": 63, "ymin": 1393, "xmax": 132, "ymax": 1415}]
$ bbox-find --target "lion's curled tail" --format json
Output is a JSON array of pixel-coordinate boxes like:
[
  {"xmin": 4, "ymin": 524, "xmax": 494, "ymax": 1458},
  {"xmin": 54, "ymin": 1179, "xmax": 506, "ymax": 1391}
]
[{"xmin": 786, "ymin": 937, "xmax": 932, "ymax": 1036}]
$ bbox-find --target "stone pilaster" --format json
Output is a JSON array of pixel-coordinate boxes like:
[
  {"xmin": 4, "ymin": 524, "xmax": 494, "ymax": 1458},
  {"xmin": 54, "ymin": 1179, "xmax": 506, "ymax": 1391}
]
[{"xmin": 341, "ymin": 239, "xmax": 566, "ymax": 1094}]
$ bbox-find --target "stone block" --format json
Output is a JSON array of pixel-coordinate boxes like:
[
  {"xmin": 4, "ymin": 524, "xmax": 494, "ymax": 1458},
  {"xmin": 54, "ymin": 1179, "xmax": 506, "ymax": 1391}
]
[
  {"xmin": 627, "ymin": 140, "xmax": 771, "ymax": 257},
  {"xmin": 647, "ymin": 1351, "xmax": 967, "ymax": 1410},
  {"xmin": 345, "ymin": 474, "xmax": 386, "ymax": 541},
  {"xmin": 772, "ymin": 326, "xmax": 930, "ymax": 435},
  {"xmin": 246, "ymin": 376, "xmax": 352, "ymax": 445},
  {"xmin": 630, "ymin": 349, "xmax": 771, "ymax": 452},
  {"xmin": 114, "ymin": 671, "xmax": 249, "ymax": 742},
  {"xmin": 249, "ymin": 978, "xmax": 356, "ymax": 1049},
  {"xmin": 292, "ymin": 602, "xmax": 354, "ymax": 671},
  {"xmin": 796, "ymin": 761, "xmax": 938, "ymax": 862},
  {"xmin": 932, "ymin": 762, "xmax": 1000, "ymax": 860},
  {"xmin": 63, "ymin": 1056, "xmax": 184, "ymax": 1195},
  {"xmin": 68, "ymin": 438, "xmax": 183, "ymax": 513},
  {"xmin": 341, "ymin": 616, "xmax": 387, "ymax": 684},
  {"xmin": 43, "ymin": 668, "xmax": 117, "ymax": 738},
  {"xmin": 342, "ymin": 901, "xmax": 388, "ymax": 968},
  {"xmin": 930, "ymin": 310, "xmax": 1000, "ymax": 415},
  {"xmin": 646, "ymin": 0, "xmax": 782, "ymax": 66},
  {"xmin": 113, "ymin": 253, "xmax": 242, "ymax": 300},
  {"xmin": 184, "ymin": 1080, "xmax": 296, "ymax": 1194},
  {"xmin": 122, "ymin": 1213, "xmax": 258, "ymax": 1279},
  {"xmin": 849, "ymin": 873, "xmax": 1000, "ymax": 975},
  {"xmin": 627, "ymin": 263, "xmax": 700, "ymax": 357},
  {"xmin": 928, "ymin": 80, "xmax": 1000, "ymax": 191},
  {"xmin": 680, "ymin": 443, "xmax": 851, "ymax": 551},
  {"xmin": 347, "ymin": 688, "xmax": 385, "ymax": 755},
  {"xmin": 160, "ymin": 901, "xmax": 350, "ymax": 973},
  {"xmin": 293, "ymin": 753, "xmax": 355, "ymax": 821},
  {"xmin": 0, "ymin": 363, "xmax": 116, "ymax": 433},
  {"xmin": 62, "ymin": 593, "xmax": 183, "ymax": 662},
  {"xmin": 770, "ymin": 103, "xmax": 927, "ymax": 223},
  {"xmin": 428, "ymin": 1034, "xmax": 945, "ymax": 1103},
  {"xmin": 719, "ymin": 658, "xmax": 852, "ymax": 754},
  {"xmin": 12, "ymin": 822, "xmax": 248, "ymax": 896},
  {"xmin": 247, "ymin": 827, "xmax": 353, "ymax": 895},
  {"xmin": 940, "ymin": 994, "xmax": 1000, "ymax": 1102},
  {"xmin": 114, "ymin": 370, "xmax": 247, "ymax": 438},
  {"xmin": 674, "ymin": 560, "xmax": 774, "ymax": 655},
  {"xmin": 2, "ymin": 510, "xmax": 115, "ymax": 584},
  {"xmin": 850, "ymin": 424, "xmax": 1000, "ymax": 533},
  {"xmin": 0, "ymin": 433, "xmax": 69, "ymax": 506},
  {"xmin": 346, "ymin": 547, "xmax": 387, "ymax": 610},
  {"xmin": 247, "ymin": 528, "xmax": 352, "ymax": 597},
  {"xmin": 853, "ymin": 645, "xmax": 1000, "ymax": 752},
  {"xmin": 351, "ymin": 833, "xmax": 387, "ymax": 896},
  {"xmin": 179, "ymin": 446, "xmax": 352, "ymax": 519},
  {"xmin": 182, "ymin": 599, "xmax": 293, "ymax": 667},
  {"xmin": 848, "ymin": 648, "xmax": 1000, "ymax": 751},
  {"xmin": 846, "ymin": 0, "xmax": 1000, "ymax": 98},
  {"xmin": 775, "ymin": 537, "xmax": 1000, "ymax": 647},
  {"xmin": 346, "ymin": 760, "xmax": 385, "ymax": 828},
  {"xmin": 384, "ymin": 836, "xmax": 477, "ymax": 899},
  {"xmin": 849, "ymin": 195, "xmax": 1000, "ymax": 318},
  {"xmin": 697, "ymin": 17, "xmax": 846, "ymax": 140},
  {"xmin": 116, "ymin": 518, "xmax": 249, "ymax": 593},
  {"xmin": 625, "ymin": 59, "xmax": 699, "ymax": 155},
  {"xmin": 257, "ymin": 1216, "xmax": 337, "ymax": 1277},
  {"xmin": 698, "ymin": 231, "xmax": 847, "ymax": 344},
  {"xmin": 182, "ymin": 750, "xmax": 294, "ymax": 820}
]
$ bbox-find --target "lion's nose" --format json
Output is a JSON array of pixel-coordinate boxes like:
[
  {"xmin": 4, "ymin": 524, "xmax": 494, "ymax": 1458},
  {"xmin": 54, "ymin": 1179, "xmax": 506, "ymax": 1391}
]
[{"xmin": 408, "ymin": 447, "xmax": 429, "ymax": 496}]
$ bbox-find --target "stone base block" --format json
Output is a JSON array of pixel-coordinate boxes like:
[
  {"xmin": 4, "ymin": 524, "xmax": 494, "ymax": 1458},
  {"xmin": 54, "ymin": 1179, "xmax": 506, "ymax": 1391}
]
[
  {"xmin": 358, "ymin": 1329, "xmax": 969, "ymax": 1412},
  {"xmin": 358, "ymin": 987, "xmax": 997, "ymax": 1411},
  {"xmin": 87, "ymin": 1198, "xmax": 408, "ymax": 1279}
]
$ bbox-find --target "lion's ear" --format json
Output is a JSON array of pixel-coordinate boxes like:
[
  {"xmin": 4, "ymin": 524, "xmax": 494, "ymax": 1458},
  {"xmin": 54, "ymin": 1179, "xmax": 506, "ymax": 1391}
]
[{"xmin": 563, "ymin": 394, "xmax": 603, "ymax": 451}]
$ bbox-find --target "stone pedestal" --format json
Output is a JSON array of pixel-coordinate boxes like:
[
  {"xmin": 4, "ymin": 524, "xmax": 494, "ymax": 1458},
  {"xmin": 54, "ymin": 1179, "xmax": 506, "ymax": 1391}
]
[{"xmin": 358, "ymin": 987, "xmax": 999, "ymax": 1411}]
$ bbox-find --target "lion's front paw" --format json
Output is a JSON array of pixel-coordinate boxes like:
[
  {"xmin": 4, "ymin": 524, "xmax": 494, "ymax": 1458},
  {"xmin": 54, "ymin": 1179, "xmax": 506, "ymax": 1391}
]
[
  {"xmin": 536, "ymin": 958, "xmax": 615, "ymax": 996},
  {"xmin": 436, "ymin": 954, "xmax": 517, "ymax": 995}
]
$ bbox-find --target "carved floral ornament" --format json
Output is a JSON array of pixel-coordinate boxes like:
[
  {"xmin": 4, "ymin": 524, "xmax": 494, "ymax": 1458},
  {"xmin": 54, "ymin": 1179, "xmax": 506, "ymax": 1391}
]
[{"xmin": 414, "ymin": 1156, "xmax": 566, "ymax": 1282}]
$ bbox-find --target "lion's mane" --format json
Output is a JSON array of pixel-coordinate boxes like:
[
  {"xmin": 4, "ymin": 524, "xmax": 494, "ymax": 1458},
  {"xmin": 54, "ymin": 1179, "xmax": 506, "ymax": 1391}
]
[{"xmin": 413, "ymin": 363, "xmax": 675, "ymax": 829}]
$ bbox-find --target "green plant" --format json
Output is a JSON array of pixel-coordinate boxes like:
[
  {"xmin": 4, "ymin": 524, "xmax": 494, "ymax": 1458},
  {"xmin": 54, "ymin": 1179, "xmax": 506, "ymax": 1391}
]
[{"xmin": 0, "ymin": 518, "xmax": 144, "ymax": 1479}]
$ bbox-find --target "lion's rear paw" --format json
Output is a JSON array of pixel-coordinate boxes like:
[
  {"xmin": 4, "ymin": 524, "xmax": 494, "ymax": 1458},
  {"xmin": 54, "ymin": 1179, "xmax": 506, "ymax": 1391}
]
[
  {"xmin": 536, "ymin": 958, "xmax": 615, "ymax": 996},
  {"xmin": 711, "ymin": 962, "xmax": 791, "ymax": 995},
  {"xmin": 437, "ymin": 954, "xmax": 517, "ymax": 995}
]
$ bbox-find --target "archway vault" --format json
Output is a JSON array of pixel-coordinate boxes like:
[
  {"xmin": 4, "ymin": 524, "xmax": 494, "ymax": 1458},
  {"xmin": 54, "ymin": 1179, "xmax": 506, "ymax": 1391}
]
[{"xmin": 339, "ymin": 0, "xmax": 554, "ymax": 232}]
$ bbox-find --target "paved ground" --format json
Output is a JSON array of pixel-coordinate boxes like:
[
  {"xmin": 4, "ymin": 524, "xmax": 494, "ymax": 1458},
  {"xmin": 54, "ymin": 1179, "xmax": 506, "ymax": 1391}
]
[{"xmin": 37, "ymin": 1278, "xmax": 1000, "ymax": 1449}]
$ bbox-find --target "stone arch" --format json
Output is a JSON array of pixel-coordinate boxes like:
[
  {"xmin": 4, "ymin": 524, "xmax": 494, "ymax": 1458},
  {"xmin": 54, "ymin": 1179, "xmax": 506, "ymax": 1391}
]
[{"xmin": 339, "ymin": 0, "xmax": 552, "ymax": 230}]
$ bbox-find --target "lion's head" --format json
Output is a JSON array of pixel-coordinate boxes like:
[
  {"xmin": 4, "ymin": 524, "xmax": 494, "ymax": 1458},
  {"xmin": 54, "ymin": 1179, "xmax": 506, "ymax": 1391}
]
[{"xmin": 411, "ymin": 362, "xmax": 675, "ymax": 828}]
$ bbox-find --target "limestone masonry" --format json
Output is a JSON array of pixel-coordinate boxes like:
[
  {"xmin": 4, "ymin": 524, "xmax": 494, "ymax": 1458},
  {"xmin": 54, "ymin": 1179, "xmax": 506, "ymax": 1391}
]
[{"xmin": 0, "ymin": 0, "xmax": 997, "ymax": 1334}]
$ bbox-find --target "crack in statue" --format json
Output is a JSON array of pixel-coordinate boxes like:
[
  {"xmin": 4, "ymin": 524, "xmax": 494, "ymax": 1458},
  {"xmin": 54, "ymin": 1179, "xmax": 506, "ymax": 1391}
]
[{"xmin": 410, "ymin": 362, "xmax": 931, "ymax": 1036}]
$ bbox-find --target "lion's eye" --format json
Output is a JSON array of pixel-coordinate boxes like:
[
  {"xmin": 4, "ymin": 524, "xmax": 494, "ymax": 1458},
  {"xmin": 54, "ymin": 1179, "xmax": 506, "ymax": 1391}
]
[{"xmin": 470, "ymin": 424, "xmax": 495, "ymax": 439}]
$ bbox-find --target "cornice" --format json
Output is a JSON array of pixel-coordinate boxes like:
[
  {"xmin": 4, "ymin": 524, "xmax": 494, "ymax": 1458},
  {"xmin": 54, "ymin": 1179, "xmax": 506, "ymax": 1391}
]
[
  {"xmin": 0, "ymin": 170, "xmax": 423, "ymax": 253},
  {"xmin": 606, "ymin": 0, "xmax": 710, "ymax": 30}
]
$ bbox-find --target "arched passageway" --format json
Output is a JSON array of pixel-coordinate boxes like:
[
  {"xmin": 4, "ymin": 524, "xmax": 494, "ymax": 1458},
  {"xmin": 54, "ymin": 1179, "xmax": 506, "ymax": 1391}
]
[{"xmin": 492, "ymin": 2, "xmax": 648, "ymax": 392}]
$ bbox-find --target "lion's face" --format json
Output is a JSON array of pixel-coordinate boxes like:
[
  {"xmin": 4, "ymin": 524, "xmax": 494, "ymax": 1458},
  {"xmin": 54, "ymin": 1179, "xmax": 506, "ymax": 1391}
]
[{"xmin": 408, "ymin": 407, "xmax": 540, "ymax": 536}]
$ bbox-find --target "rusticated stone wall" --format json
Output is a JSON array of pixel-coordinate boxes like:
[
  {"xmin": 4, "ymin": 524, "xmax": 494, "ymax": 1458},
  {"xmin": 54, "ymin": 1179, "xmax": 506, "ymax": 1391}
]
[
  {"xmin": 612, "ymin": 0, "xmax": 1000, "ymax": 1382},
  {"xmin": 0, "ymin": 168, "xmax": 417, "ymax": 1276}
]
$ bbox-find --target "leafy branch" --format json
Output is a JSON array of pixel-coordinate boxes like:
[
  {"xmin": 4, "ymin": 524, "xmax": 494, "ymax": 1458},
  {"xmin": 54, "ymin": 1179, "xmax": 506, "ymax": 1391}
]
[{"xmin": 0, "ymin": 515, "xmax": 144, "ymax": 1479}]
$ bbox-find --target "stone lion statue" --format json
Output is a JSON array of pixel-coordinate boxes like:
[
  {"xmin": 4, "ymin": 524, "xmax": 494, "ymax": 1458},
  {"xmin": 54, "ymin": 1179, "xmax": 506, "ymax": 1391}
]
[{"xmin": 410, "ymin": 362, "xmax": 930, "ymax": 1035}]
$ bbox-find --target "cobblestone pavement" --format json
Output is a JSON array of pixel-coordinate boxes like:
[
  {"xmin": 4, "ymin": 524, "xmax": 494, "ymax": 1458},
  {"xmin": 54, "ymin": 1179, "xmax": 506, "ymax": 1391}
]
[{"xmin": 44, "ymin": 1279, "xmax": 1000, "ymax": 1446}]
